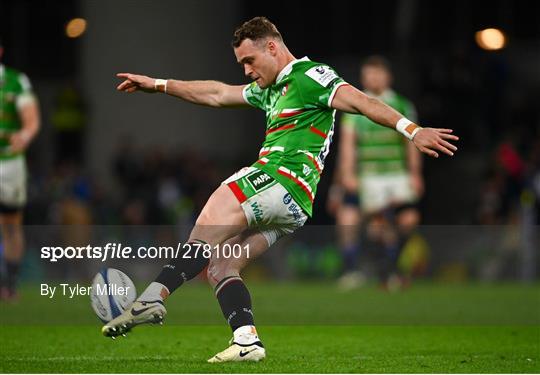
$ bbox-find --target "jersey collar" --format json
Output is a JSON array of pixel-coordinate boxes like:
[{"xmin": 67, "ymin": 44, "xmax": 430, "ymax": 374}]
[{"xmin": 276, "ymin": 56, "xmax": 310, "ymax": 84}]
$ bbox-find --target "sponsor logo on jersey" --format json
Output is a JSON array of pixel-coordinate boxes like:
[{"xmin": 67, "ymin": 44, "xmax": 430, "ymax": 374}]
[
  {"xmin": 283, "ymin": 193, "xmax": 292, "ymax": 204},
  {"xmin": 302, "ymin": 164, "xmax": 312, "ymax": 176},
  {"xmin": 287, "ymin": 203, "xmax": 304, "ymax": 226},
  {"xmin": 250, "ymin": 201, "xmax": 264, "ymax": 223},
  {"xmin": 305, "ymin": 65, "xmax": 338, "ymax": 87},
  {"xmin": 247, "ymin": 171, "xmax": 273, "ymax": 192}
]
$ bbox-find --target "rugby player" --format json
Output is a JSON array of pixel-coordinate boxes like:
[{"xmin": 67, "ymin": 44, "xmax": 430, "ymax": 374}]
[{"xmin": 103, "ymin": 17, "xmax": 458, "ymax": 362}]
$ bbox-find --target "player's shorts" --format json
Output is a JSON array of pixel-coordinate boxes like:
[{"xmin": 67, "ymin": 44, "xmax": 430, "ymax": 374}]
[
  {"xmin": 222, "ymin": 166, "xmax": 308, "ymax": 246},
  {"xmin": 0, "ymin": 156, "xmax": 27, "ymax": 213},
  {"xmin": 360, "ymin": 173, "xmax": 416, "ymax": 213},
  {"xmin": 342, "ymin": 191, "xmax": 360, "ymax": 206}
]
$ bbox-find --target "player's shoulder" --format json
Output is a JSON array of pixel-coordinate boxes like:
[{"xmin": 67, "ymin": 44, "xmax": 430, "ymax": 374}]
[
  {"xmin": 3, "ymin": 65, "xmax": 31, "ymax": 89},
  {"xmin": 292, "ymin": 59, "xmax": 337, "ymax": 75},
  {"xmin": 292, "ymin": 58, "xmax": 340, "ymax": 88},
  {"xmin": 3, "ymin": 65, "xmax": 24, "ymax": 78}
]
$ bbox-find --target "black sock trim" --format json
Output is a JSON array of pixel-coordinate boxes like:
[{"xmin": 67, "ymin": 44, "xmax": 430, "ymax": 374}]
[
  {"xmin": 191, "ymin": 239, "xmax": 208, "ymax": 245},
  {"xmin": 214, "ymin": 276, "xmax": 242, "ymax": 295},
  {"xmin": 137, "ymin": 300, "xmax": 164, "ymax": 306},
  {"xmin": 233, "ymin": 340, "xmax": 264, "ymax": 348},
  {"xmin": 154, "ymin": 240, "xmax": 210, "ymax": 294}
]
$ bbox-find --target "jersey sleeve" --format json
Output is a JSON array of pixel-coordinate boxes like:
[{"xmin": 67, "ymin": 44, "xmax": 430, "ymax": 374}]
[
  {"xmin": 340, "ymin": 113, "xmax": 357, "ymax": 130},
  {"xmin": 298, "ymin": 64, "xmax": 348, "ymax": 108},
  {"xmin": 403, "ymin": 99, "xmax": 418, "ymax": 123},
  {"xmin": 242, "ymin": 81, "xmax": 265, "ymax": 110},
  {"xmin": 15, "ymin": 72, "xmax": 36, "ymax": 110}
]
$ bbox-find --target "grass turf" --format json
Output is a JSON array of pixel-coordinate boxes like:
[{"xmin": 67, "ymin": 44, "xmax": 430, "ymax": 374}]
[{"xmin": 1, "ymin": 282, "xmax": 539, "ymax": 373}]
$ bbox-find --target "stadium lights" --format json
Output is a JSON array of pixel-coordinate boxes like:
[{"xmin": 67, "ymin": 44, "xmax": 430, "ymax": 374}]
[
  {"xmin": 65, "ymin": 18, "xmax": 87, "ymax": 38},
  {"xmin": 475, "ymin": 28, "xmax": 507, "ymax": 51}
]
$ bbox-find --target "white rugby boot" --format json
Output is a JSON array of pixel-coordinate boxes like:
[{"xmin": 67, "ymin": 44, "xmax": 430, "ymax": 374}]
[
  {"xmin": 207, "ymin": 341, "xmax": 266, "ymax": 363},
  {"xmin": 101, "ymin": 300, "xmax": 166, "ymax": 338},
  {"xmin": 208, "ymin": 326, "xmax": 265, "ymax": 363}
]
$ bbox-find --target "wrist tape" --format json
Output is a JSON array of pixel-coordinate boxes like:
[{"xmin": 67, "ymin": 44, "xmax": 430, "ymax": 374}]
[
  {"xmin": 155, "ymin": 79, "xmax": 168, "ymax": 93},
  {"xmin": 396, "ymin": 118, "xmax": 422, "ymax": 140}
]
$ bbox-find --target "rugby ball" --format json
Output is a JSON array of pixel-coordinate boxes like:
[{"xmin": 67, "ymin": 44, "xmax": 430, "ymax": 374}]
[{"xmin": 90, "ymin": 268, "xmax": 137, "ymax": 322}]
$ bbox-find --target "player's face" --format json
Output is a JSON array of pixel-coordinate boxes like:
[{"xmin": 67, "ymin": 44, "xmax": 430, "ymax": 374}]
[
  {"xmin": 234, "ymin": 39, "xmax": 278, "ymax": 89},
  {"xmin": 361, "ymin": 66, "xmax": 392, "ymax": 94}
]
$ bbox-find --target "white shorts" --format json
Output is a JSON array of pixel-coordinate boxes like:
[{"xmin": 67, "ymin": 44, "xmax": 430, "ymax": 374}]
[
  {"xmin": 0, "ymin": 156, "xmax": 27, "ymax": 209},
  {"xmin": 360, "ymin": 173, "xmax": 416, "ymax": 213},
  {"xmin": 223, "ymin": 167, "xmax": 308, "ymax": 246}
]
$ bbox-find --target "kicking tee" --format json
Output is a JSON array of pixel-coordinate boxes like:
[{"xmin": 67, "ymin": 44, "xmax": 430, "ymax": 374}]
[{"xmin": 242, "ymin": 57, "xmax": 348, "ymax": 216}]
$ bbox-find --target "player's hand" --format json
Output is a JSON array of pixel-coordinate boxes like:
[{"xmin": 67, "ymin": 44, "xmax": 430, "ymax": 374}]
[
  {"xmin": 116, "ymin": 73, "xmax": 157, "ymax": 93},
  {"xmin": 413, "ymin": 128, "xmax": 459, "ymax": 158},
  {"xmin": 9, "ymin": 131, "xmax": 32, "ymax": 153}
]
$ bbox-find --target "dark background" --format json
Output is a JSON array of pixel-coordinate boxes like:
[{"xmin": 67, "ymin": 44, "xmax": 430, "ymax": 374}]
[{"xmin": 1, "ymin": 0, "xmax": 539, "ymax": 226}]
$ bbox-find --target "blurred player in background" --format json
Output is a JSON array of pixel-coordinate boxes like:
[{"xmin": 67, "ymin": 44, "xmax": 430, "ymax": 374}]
[
  {"xmin": 103, "ymin": 17, "xmax": 457, "ymax": 362},
  {"xmin": 0, "ymin": 37, "xmax": 41, "ymax": 301},
  {"xmin": 328, "ymin": 56, "xmax": 422, "ymax": 290}
]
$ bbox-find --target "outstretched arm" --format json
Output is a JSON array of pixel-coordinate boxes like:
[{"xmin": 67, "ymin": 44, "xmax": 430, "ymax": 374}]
[
  {"xmin": 116, "ymin": 73, "xmax": 250, "ymax": 108},
  {"xmin": 331, "ymin": 85, "xmax": 458, "ymax": 158}
]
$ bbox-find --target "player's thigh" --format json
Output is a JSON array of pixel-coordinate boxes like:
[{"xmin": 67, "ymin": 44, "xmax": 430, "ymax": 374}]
[
  {"xmin": 0, "ymin": 157, "xmax": 27, "ymax": 211},
  {"xmin": 207, "ymin": 229, "xmax": 269, "ymax": 287},
  {"xmin": 189, "ymin": 184, "xmax": 248, "ymax": 245}
]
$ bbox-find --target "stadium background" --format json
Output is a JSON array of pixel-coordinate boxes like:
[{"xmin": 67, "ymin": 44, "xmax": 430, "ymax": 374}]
[{"xmin": 0, "ymin": 1, "xmax": 539, "ymax": 373}]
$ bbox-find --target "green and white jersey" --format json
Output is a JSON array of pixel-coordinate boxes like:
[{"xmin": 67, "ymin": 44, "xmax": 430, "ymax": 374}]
[
  {"xmin": 0, "ymin": 64, "xmax": 35, "ymax": 159},
  {"xmin": 341, "ymin": 89, "xmax": 416, "ymax": 176},
  {"xmin": 243, "ymin": 57, "xmax": 348, "ymax": 217}
]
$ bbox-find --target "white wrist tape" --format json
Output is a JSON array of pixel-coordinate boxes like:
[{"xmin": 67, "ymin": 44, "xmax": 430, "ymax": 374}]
[
  {"xmin": 396, "ymin": 118, "xmax": 422, "ymax": 140},
  {"xmin": 154, "ymin": 79, "xmax": 168, "ymax": 93}
]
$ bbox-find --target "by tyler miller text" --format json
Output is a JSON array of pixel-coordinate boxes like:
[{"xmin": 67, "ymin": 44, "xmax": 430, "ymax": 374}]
[{"xmin": 40, "ymin": 283, "xmax": 130, "ymax": 299}]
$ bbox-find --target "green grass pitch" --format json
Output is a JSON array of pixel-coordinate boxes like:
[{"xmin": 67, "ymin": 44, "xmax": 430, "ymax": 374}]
[{"xmin": 1, "ymin": 282, "xmax": 539, "ymax": 373}]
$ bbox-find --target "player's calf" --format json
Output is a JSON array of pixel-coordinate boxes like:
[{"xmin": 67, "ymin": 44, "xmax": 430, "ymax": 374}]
[{"xmin": 208, "ymin": 275, "xmax": 265, "ymax": 361}]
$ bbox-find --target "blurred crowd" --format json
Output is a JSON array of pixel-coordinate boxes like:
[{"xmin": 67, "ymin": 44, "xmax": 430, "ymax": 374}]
[
  {"xmin": 476, "ymin": 136, "xmax": 540, "ymax": 225},
  {"xmin": 26, "ymin": 141, "xmax": 223, "ymax": 227}
]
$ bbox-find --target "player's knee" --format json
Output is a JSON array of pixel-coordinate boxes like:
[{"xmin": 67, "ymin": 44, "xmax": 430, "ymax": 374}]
[
  {"xmin": 195, "ymin": 209, "xmax": 215, "ymax": 226},
  {"xmin": 206, "ymin": 262, "xmax": 240, "ymax": 289},
  {"xmin": 397, "ymin": 209, "xmax": 420, "ymax": 232}
]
